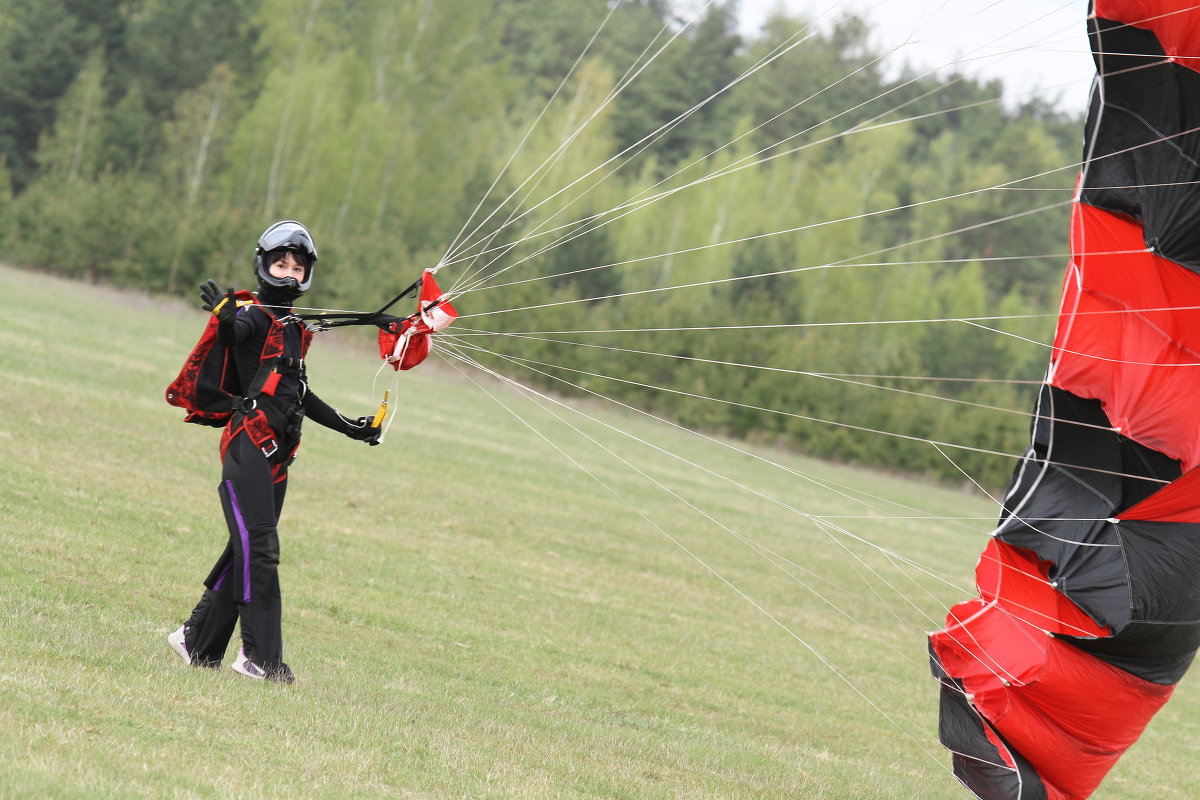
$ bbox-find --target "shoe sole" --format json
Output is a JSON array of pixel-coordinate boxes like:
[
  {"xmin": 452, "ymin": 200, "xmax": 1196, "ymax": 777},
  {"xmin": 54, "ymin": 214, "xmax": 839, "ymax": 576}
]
[
  {"xmin": 231, "ymin": 662, "xmax": 264, "ymax": 680},
  {"xmin": 231, "ymin": 650, "xmax": 294, "ymax": 683},
  {"xmin": 167, "ymin": 628, "xmax": 190, "ymax": 665}
]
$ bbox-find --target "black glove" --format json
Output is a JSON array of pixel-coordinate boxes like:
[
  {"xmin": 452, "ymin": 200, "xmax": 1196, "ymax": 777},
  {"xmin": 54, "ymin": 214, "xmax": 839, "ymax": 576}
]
[
  {"xmin": 200, "ymin": 280, "xmax": 238, "ymax": 322},
  {"xmin": 345, "ymin": 416, "xmax": 382, "ymax": 446}
]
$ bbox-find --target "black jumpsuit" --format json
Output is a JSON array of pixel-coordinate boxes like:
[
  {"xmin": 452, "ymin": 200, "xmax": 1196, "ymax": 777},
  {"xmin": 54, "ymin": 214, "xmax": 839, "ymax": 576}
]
[{"xmin": 181, "ymin": 287, "xmax": 358, "ymax": 673}]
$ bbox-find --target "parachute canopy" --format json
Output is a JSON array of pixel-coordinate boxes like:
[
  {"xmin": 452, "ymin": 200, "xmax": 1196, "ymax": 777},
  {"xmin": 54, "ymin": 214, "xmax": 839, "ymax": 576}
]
[{"xmin": 930, "ymin": 4, "xmax": 1200, "ymax": 798}]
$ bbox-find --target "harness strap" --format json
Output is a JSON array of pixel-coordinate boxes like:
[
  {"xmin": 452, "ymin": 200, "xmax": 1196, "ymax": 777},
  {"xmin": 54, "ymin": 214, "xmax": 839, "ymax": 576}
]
[{"xmin": 217, "ymin": 305, "xmax": 312, "ymax": 478}]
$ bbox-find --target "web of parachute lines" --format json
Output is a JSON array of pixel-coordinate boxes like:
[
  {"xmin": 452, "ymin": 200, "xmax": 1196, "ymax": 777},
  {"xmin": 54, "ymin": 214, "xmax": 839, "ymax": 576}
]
[{"xmin": 409, "ymin": 1, "xmax": 1200, "ymax": 777}]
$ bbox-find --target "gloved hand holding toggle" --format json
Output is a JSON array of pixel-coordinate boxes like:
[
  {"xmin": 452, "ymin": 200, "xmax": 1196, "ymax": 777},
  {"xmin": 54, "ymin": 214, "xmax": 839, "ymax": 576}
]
[{"xmin": 200, "ymin": 279, "xmax": 238, "ymax": 322}]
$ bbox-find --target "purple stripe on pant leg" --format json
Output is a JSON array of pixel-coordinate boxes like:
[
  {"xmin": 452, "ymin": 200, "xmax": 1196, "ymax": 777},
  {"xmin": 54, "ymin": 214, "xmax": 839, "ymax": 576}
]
[
  {"xmin": 224, "ymin": 479, "xmax": 252, "ymax": 603},
  {"xmin": 212, "ymin": 562, "xmax": 232, "ymax": 592}
]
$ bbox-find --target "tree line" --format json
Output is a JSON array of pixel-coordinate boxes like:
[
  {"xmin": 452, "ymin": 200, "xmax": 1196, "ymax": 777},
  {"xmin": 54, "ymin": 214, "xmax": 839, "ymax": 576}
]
[{"xmin": 0, "ymin": 0, "xmax": 1087, "ymax": 487}]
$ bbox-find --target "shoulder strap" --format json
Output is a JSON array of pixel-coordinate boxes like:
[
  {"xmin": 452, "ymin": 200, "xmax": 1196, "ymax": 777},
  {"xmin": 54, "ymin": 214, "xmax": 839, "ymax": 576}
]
[{"xmin": 235, "ymin": 306, "xmax": 308, "ymax": 407}]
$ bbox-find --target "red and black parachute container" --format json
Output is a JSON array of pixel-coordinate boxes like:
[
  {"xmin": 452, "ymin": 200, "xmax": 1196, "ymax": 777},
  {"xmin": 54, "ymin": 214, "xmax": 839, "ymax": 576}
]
[{"xmin": 930, "ymin": 4, "xmax": 1200, "ymax": 799}]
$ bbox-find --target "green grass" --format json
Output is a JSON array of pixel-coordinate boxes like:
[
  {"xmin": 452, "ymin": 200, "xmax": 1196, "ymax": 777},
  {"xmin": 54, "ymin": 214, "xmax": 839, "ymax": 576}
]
[{"xmin": 2, "ymin": 262, "xmax": 1198, "ymax": 799}]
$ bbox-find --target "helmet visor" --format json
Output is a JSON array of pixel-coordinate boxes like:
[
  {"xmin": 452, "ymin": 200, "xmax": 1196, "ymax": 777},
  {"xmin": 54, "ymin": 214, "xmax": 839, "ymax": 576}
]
[{"xmin": 258, "ymin": 220, "xmax": 318, "ymax": 261}]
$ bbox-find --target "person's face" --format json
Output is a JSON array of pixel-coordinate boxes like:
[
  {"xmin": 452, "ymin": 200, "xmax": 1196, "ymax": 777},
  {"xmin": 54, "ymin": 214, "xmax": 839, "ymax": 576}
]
[{"xmin": 269, "ymin": 251, "xmax": 307, "ymax": 283}]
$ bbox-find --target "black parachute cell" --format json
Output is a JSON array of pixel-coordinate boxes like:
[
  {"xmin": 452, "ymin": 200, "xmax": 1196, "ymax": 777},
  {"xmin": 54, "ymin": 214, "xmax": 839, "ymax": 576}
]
[
  {"xmin": 931, "ymin": 649, "xmax": 1048, "ymax": 800},
  {"xmin": 1065, "ymin": 518, "xmax": 1200, "ymax": 684},
  {"xmin": 1079, "ymin": 17, "xmax": 1200, "ymax": 271},
  {"xmin": 995, "ymin": 386, "xmax": 1179, "ymax": 636},
  {"xmin": 993, "ymin": 384, "xmax": 1200, "ymax": 685}
]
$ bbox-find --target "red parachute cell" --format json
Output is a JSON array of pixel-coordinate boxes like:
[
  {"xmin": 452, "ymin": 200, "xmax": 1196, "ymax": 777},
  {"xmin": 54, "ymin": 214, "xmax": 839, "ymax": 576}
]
[{"xmin": 1052, "ymin": 203, "xmax": 1200, "ymax": 469}]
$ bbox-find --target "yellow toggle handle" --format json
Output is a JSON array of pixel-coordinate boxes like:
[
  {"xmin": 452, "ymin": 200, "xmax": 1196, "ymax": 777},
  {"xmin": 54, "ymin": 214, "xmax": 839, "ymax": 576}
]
[
  {"xmin": 212, "ymin": 297, "xmax": 255, "ymax": 316},
  {"xmin": 371, "ymin": 390, "xmax": 390, "ymax": 428}
]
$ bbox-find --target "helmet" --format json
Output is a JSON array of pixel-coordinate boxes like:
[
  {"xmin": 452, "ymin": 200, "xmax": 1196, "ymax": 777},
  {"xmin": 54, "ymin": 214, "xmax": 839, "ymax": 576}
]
[{"xmin": 254, "ymin": 220, "xmax": 318, "ymax": 293}]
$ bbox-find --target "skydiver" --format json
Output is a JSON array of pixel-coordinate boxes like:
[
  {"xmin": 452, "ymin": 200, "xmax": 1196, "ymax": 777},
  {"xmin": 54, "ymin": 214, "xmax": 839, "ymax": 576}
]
[{"xmin": 166, "ymin": 220, "xmax": 381, "ymax": 683}]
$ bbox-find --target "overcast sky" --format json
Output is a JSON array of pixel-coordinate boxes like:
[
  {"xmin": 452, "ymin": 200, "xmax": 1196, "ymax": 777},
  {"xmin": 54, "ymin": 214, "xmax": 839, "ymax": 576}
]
[{"xmin": 735, "ymin": 0, "xmax": 1094, "ymax": 113}]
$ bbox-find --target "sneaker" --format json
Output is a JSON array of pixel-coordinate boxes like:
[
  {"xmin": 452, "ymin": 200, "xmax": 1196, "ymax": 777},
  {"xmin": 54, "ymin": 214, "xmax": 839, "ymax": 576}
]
[
  {"xmin": 231, "ymin": 648, "xmax": 295, "ymax": 684},
  {"xmin": 167, "ymin": 626, "xmax": 191, "ymax": 665}
]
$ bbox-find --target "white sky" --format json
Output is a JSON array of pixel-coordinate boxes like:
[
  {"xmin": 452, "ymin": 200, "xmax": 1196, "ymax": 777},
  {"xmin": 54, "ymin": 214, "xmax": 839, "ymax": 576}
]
[{"xmin": 735, "ymin": 0, "xmax": 1095, "ymax": 113}]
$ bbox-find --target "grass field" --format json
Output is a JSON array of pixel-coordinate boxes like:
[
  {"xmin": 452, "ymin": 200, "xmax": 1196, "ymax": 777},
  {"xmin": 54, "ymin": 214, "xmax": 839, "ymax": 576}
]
[{"xmin": 2, "ymin": 262, "xmax": 1199, "ymax": 799}]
